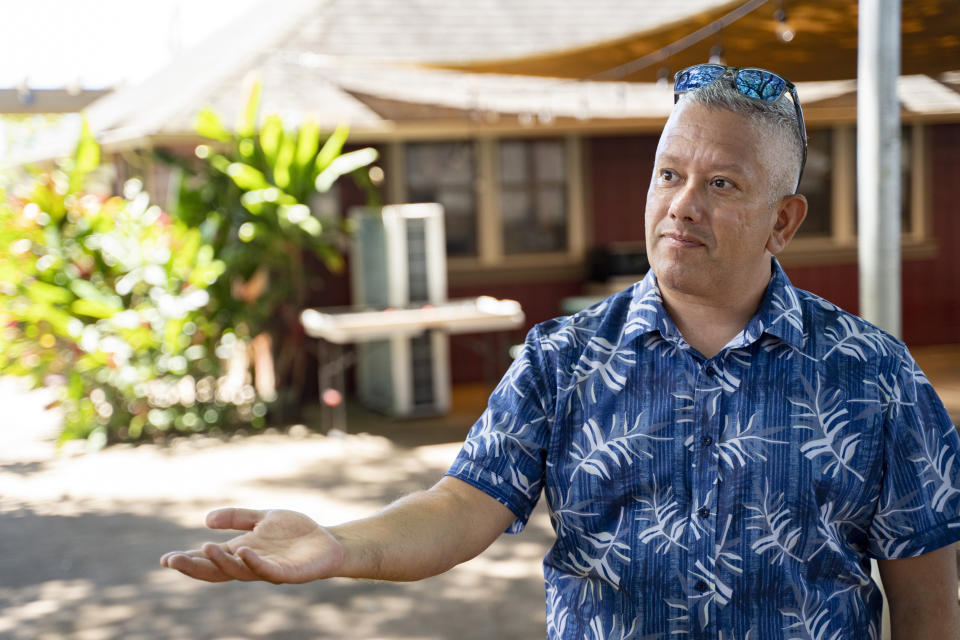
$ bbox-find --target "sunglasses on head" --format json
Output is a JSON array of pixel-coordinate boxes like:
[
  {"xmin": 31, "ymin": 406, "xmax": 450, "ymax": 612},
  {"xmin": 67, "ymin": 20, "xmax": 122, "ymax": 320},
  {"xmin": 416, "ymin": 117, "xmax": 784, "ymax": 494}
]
[{"xmin": 673, "ymin": 63, "xmax": 808, "ymax": 190}]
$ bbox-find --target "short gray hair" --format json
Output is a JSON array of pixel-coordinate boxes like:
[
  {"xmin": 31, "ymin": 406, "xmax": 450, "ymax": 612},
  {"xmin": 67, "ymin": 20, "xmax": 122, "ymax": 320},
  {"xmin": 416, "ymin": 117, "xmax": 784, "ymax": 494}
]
[{"xmin": 677, "ymin": 78, "xmax": 805, "ymax": 195}]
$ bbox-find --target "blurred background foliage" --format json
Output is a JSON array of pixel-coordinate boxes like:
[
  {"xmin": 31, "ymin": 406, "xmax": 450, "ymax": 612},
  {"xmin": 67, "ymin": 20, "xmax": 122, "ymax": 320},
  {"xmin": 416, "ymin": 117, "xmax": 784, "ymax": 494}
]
[{"xmin": 0, "ymin": 77, "xmax": 378, "ymax": 447}]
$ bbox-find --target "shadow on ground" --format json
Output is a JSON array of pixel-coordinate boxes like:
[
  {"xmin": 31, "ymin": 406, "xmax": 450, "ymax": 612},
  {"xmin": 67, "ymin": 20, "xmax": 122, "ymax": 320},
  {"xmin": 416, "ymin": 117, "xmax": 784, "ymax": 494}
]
[
  {"xmin": 1, "ymin": 506, "xmax": 551, "ymax": 640},
  {"xmin": 0, "ymin": 382, "xmax": 554, "ymax": 639}
]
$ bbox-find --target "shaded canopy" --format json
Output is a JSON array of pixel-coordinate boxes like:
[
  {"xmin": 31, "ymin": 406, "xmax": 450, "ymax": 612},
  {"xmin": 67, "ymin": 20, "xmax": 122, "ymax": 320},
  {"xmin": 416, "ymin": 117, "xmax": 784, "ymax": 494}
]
[{"xmin": 429, "ymin": 0, "xmax": 960, "ymax": 83}]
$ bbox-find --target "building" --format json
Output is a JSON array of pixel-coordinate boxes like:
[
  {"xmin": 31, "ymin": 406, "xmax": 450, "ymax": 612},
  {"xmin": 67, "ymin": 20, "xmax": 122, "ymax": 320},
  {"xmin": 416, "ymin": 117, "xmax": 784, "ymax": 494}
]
[{"xmin": 75, "ymin": 0, "xmax": 960, "ymax": 386}]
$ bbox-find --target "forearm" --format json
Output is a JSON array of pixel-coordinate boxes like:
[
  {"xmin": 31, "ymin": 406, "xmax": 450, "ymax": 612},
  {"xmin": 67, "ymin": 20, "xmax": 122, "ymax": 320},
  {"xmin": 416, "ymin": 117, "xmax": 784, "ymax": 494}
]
[
  {"xmin": 889, "ymin": 602, "xmax": 960, "ymax": 640},
  {"xmin": 328, "ymin": 477, "xmax": 514, "ymax": 581},
  {"xmin": 880, "ymin": 544, "xmax": 960, "ymax": 640}
]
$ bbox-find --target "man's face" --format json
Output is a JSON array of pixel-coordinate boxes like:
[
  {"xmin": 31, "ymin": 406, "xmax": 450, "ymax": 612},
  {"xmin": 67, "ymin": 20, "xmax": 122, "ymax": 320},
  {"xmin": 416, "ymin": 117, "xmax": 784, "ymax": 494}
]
[{"xmin": 644, "ymin": 101, "xmax": 788, "ymax": 302}]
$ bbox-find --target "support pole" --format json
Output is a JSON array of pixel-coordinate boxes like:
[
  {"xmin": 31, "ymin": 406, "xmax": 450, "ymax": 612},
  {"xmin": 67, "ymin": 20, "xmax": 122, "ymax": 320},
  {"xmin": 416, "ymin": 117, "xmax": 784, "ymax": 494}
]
[{"xmin": 857, "ymin": 0, "xmax": 901, "ymax": 337}]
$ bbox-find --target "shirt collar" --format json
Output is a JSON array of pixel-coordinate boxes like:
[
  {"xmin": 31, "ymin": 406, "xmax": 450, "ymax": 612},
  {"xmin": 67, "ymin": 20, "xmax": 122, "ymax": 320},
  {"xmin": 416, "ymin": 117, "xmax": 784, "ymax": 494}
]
[{"xmin": 625, "ymin": 258, "xmax": 805, "ymax": 351}]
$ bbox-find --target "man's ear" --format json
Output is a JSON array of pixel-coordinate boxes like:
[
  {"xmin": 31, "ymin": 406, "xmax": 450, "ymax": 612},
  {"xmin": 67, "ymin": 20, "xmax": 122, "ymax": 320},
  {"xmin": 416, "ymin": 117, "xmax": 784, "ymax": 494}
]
[{"xmin": 766, "ymin": 193, "xmax": 808, "ymax": 254}]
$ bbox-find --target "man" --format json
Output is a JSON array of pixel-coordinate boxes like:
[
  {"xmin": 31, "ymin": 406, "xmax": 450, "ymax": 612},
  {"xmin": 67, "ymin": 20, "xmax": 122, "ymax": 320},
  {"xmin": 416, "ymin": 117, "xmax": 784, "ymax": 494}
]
[{"xmin": 162, "ymin": 64, "xmax": 960, "ymax": 639}]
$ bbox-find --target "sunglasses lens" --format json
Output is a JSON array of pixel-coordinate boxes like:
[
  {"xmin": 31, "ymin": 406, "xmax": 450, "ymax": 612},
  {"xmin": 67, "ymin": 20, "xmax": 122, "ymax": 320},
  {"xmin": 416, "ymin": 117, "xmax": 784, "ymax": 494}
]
[
  {"xmin": 675, "ymin": 64, "xmax": 726, "ymax": 92},
  {"xmin": 735, "ymin": 69, "xmax": 787, "ymax": 101}
]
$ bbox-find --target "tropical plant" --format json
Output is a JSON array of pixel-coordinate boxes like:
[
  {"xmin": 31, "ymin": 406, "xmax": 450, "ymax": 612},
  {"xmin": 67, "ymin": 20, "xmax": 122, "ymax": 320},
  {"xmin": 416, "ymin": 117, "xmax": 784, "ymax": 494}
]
[
  {"xmin": 160, "ymin": 75, "xmax": 379, "ymax": 419},
  {"xmin": 0, "ymin": 122, "xmax": 230, "ymax": 446}
]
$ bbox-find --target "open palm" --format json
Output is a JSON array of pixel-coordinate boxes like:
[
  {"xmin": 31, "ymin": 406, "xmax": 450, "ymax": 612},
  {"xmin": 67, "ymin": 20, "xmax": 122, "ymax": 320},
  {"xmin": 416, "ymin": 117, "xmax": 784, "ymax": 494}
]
[{"xmin": 161, "ymin": 508, "xmax": 345, "ymax": 584}]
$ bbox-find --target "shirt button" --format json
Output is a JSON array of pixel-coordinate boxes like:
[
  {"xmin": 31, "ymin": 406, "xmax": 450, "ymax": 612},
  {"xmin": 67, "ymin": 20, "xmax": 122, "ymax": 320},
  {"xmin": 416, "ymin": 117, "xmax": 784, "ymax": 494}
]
[
  {"xmin": 698, "ymin": 507, "xmax": 711, "ymax": 518},
  {"xmin": 705, "ymin": 366, "xmax": 717, "ymax": 376},
  {"xmin": 695, "ymin": 580, "xmax": 709, "ymax": 593},
  {"xmin": 700, "ymin": 435, "xmax": 714, "ymax": 447}
]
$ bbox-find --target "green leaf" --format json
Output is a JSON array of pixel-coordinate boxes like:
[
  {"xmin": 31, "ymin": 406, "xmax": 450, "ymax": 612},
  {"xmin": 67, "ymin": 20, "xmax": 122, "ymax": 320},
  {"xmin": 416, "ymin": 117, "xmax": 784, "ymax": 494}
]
[
  {"xmin": 71, "ymin": 298, "xmax": 120, "ymax": 319},
  {"xmin": 69, "ymin": 279, "xmax": 123, "ymax": 309},
  {"xmin": 260, "ymin": 115, "xmax": 284, "ymax": 165},
  {"xmin": 273, "ymin": 136, "xmax": 295, "ymax": 190},
  {"xmin": 226, "ymin": 163, "xmax": 271, "ymax": 191},
  {"xmin": 315, "ymin": 124, "xmax": 349, "ymax": 174},
  {"xmin": 237, "ymin": 73, "xmax": 262, "ymax": 138},
  {"xmin": 295, "ymin": 122, "xmax": 321, "ymax": 169},
  {"xmin": 68, "ymin": 119, "xmax": 100, "ymax": 194},
  {"xmin": 315, "ymin": 147, "xmax": 379, "ymax": 192},
  {"xmin": 26, "ymin": 280, "xmax": 73, "ymax": 305},
  {"xmin": 195, "ymin": 108, "xmax": 231, "ymax": 142}
]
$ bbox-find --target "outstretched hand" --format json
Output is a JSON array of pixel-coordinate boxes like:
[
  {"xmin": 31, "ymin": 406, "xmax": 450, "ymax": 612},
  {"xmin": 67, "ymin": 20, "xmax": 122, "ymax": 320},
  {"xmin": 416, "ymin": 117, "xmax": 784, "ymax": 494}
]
[{"xmin": 160, "ymin": 508, "xmax": 346, "ymax": 584}]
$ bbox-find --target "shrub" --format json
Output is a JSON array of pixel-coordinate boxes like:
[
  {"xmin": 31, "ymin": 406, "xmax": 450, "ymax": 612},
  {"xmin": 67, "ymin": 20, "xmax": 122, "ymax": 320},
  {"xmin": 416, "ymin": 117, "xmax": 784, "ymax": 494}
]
[{"xmin": 0, "ymin": 122, "xmax": 230, "ymax": 446}]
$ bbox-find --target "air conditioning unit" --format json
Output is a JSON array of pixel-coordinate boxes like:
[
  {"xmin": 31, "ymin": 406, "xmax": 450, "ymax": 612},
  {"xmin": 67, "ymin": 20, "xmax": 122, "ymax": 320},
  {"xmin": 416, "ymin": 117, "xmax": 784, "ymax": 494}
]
[{"xmin": 349, "ymin": 203, "xmax": 450, "ymax": 417}]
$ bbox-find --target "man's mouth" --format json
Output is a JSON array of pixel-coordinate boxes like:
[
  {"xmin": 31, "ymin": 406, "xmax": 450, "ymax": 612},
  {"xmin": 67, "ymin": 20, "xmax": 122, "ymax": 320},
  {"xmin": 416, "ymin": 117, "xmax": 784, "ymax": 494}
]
[{"xmin": 661, "ymin": 231, "xmax": 705, "ymax": 248}]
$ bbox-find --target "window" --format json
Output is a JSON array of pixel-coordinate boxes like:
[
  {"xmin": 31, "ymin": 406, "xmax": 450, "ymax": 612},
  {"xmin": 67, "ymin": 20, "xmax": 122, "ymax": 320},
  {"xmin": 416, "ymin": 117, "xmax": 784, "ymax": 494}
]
[
  {"xmin": 784, "ymin": 124, "xmax": 931, "ymax": 260},
  {"xmin": 404, "ymin": 142, "xmax": 477, "ymax": 257},
  {"xmin": 498, "ymin": 139, "xmax": 568, "ymax": 254},
  {"xmin": 794, "ymin": 129, "xmax": 833, "ymax": 237},
  {"xmin": 391, "ymin": 137, "xmax": 584, "ymax": 273},
  {"xmin": 851, "ymin": 125, "xmax": 915, "ymax": 235}
]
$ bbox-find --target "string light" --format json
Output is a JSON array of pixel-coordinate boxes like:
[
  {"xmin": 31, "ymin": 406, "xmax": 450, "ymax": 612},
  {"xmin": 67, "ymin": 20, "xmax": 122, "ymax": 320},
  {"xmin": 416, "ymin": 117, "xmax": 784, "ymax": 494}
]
[
  {"xmin": 774, "ymin": 4, "xmax": 796, "ymax": 43},
  {"xmin": 709, "ymin": 43, "xmax": 726, "ymax": 65}
]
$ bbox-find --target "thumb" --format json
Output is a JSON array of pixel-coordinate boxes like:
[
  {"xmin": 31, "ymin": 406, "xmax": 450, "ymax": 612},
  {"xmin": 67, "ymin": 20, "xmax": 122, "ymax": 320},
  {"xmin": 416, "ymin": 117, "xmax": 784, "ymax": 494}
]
[{"xmin": 205, "ymin": 508, "xmax": 267, "ymax": 531}]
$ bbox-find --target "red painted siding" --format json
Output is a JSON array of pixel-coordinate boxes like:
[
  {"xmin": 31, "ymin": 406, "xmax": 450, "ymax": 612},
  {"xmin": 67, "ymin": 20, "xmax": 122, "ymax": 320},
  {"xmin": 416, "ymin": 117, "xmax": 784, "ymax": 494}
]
[{"xmin": 589, "ymin": 135, "xmax": 657, "ymax": 246}]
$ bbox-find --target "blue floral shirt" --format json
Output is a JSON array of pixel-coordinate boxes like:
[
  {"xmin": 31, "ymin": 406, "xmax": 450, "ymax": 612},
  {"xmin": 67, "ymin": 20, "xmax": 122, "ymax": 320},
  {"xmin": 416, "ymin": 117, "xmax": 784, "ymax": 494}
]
[{"xmin": 446, "ymin": 260, "xmax": 960, "ymax": 640}]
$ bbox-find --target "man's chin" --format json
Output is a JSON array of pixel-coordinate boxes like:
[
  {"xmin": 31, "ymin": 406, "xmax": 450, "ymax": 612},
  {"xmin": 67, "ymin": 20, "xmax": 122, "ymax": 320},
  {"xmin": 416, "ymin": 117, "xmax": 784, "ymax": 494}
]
[{"xmin": 650, "ymin": 262, "xmax": 713, "ymax": 297}]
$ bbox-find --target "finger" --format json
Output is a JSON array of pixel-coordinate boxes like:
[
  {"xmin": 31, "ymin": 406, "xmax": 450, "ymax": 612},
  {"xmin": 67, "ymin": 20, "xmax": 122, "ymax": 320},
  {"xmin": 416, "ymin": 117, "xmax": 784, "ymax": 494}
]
[
  {"xmin": 163, "ymin": 552, "xmax": 234, "ymax": 582},
  {"xmin": 202, "ymin": 542, "xmax": 261, "ymax": 581},
  {"xmin": 161, "ymin": 548, "xmax": 206, "ymax": 567},
  {"xmin": 205, "ymin": 508, "xmax": 267, "ymax": 531},
  {"xmin": 235, "ymin": 546, "xmax": 288, "ymax": 584}
]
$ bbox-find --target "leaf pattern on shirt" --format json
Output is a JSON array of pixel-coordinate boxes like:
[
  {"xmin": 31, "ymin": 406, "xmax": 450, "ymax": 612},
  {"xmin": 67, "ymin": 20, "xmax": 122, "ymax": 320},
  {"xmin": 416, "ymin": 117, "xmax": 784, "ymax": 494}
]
[
  {"xmin": 717, "ymin": 412, "xmax": 788, "ymax": 470},
  {"xmin": 769, "ymin": 287, "xmax": 804, "ymax": 333},
  {"xmin": 624, "ymin": 285, "xmax": 662, "ymax": 336},
  {"xmin": 746, "ymin": 480, "xmax": 803, "ymax": 565},
  {"xmin": 909, "ymin": 424, "xmax": 960, "ymax": 512},
  {"xmin": 585, "ymin": 613, "xmax": 640, "ymax": 640},
  {"xmin": 821, "ymin": 314, "xmax": 892, "ymax": 361},
  {"xmin": 782, "ymin": 583, "xmax": 845, "ymax": 640},
  {"xmin": 565, "ymin": 337, "xmax": 637, "ymax": 401},
  {"xmin": 545, "ymin": 581, "xmax": 570, "ymax": 638},
  {"xmin": 808, "ymin": 500, "xmax": 870, "ymax": 565},
  {"xmin": 564, "ymin": 507, "xmax": 632, "ymax": 589},
  {"xmin": 635, "ymin": 479, "xmax": 689, "ymax": 553},
  {"xmin": 567, "ymin": 413, "xmax": 670, "ymax": 488},
  {"xmin": 462, "ymin": 410, "xmax": 540, "ymax": 462},
  {"xmin": 868, "ymin": 488, "xmax": 924, "ymax": 558},
  {"xmin": 546, "ymin": 486, "xmax": 599, "ymax": 538},
  {"xmin": 791, "ymin": 373, "xmax": 866, "ymax": 483},
  {"xmin": 492, "ymin": 356, "xmax": 533, "ymax": 399}
]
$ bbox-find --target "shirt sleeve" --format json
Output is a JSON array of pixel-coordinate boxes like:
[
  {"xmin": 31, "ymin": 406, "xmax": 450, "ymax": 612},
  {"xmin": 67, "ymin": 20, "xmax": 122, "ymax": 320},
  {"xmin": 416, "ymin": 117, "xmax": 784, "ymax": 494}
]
[
  {"xmin": 445, "ymin": 324, "xmax": 556, "ymax": 533},
  {"xmin": 866, "ymin": 347, "xmax": 960, "ymax": 559}
]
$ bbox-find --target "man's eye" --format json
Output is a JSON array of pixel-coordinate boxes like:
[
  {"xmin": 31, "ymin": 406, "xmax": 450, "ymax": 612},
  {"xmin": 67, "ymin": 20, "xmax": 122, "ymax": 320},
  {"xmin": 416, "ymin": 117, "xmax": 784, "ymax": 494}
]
[
  {"xmin": 660, "ymin": 170, "xmax": 676, "ymax": 182},
  {"xmin": 712, "ymin": 178, "xmax": 732, "ymax": 189}
]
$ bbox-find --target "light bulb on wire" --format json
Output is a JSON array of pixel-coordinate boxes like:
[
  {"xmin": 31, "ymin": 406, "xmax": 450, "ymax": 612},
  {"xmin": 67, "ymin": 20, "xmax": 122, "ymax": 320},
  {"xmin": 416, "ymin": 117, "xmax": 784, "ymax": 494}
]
[{"xmin": 774, "ymin": 8, "xmax": 795, "ymax": 43}]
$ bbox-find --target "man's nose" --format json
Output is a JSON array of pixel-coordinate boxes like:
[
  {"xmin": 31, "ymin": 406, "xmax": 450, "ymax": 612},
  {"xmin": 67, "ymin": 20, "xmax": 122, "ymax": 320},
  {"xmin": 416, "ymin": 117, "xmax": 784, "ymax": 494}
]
[{"xmin": 667, "ymin": 183, "xmax": 705, "ymax": 222}]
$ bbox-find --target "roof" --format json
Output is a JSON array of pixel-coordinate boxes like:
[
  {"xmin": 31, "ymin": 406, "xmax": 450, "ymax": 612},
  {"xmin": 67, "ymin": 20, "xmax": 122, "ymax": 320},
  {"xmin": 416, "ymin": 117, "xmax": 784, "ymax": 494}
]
[{"xmin": 51, "ymin": 0, "xmax": 960, "ymax": 154}]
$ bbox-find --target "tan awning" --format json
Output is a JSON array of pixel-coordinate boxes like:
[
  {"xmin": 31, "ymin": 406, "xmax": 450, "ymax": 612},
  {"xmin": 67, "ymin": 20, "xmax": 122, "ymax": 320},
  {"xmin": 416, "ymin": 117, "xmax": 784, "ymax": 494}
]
[{"xmin": 427, "ymin": 0, "xmax": 960, "ymax": 83}]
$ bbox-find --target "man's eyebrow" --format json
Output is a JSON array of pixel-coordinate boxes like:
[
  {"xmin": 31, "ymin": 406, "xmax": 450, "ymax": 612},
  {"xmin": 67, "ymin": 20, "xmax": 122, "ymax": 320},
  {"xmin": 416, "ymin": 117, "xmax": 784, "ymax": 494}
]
[{"xmin": 654, "ymin": 154, "xmax": 750, "ymax": 175}]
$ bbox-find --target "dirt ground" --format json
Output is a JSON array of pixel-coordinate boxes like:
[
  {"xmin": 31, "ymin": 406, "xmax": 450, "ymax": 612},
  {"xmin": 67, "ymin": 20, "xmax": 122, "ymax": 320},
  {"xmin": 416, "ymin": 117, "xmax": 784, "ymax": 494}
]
[{"xmin": 0, "ymin": 378, "xmax": 554, "ymax": 640}]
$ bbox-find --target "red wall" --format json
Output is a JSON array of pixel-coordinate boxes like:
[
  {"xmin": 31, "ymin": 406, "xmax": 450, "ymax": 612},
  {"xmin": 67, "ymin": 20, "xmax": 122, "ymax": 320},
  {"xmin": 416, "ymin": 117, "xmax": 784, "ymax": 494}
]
[{"xmin": 590, "ymin": 135, "xmax": 657, "ymax": 246}]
